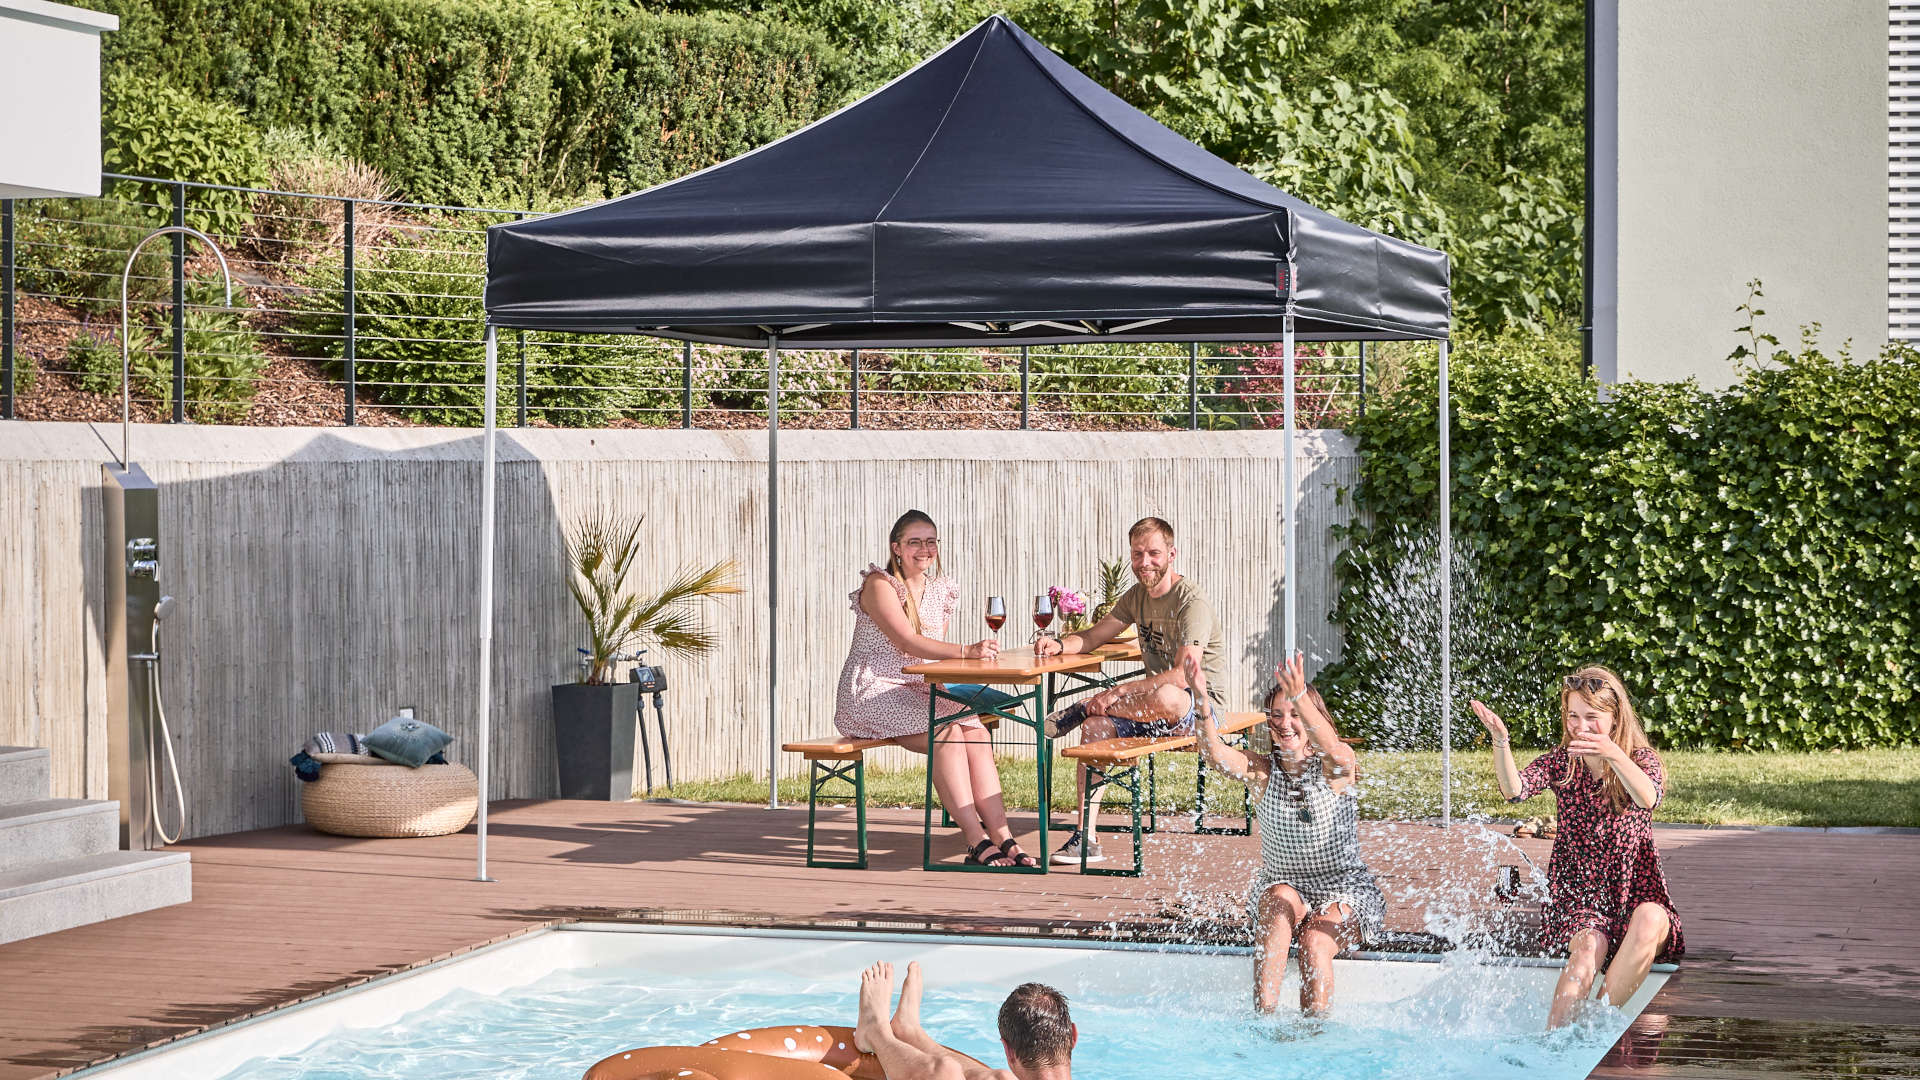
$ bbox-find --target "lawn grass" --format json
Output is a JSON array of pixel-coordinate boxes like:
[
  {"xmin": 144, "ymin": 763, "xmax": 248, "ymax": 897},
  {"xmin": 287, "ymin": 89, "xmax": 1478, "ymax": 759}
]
[{"xmin": 652, "ymin": 749, "xmax": 1920, "ymax": 828}]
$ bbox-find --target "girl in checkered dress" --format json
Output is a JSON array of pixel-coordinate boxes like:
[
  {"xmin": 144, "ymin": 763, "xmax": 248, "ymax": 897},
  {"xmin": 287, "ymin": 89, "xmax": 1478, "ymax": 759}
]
[{"xmin": 1185, "ymin": 652, "xmax": 1384, "ymax": 1017}]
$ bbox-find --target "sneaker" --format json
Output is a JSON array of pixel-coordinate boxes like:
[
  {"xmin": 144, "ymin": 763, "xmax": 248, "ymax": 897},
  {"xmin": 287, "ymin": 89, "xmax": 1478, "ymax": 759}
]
[
  {"xmin": 1044, "ymin": 702, "xmax": 1089, "ymax": 739},
  {"xmin": 1050, "ymin": 829, "xmax": 1106, "ymax": 865}
]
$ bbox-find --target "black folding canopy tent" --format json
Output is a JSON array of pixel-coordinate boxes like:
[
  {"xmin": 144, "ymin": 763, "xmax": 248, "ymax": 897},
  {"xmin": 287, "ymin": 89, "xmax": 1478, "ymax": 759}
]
[{"xmin": 475, "ymin": 15, "xmax": 1455, "ymax": 879}]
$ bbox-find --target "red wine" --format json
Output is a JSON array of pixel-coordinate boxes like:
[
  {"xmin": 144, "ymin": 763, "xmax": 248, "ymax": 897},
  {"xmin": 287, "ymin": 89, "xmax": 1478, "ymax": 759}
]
[
  {"xmin": 1033, "ymin": 611, "xmax": 1054, "ymax": 630},
  {"xmin": 985, "ymin": 614, "xmax": 1006, "ymax": 631}
]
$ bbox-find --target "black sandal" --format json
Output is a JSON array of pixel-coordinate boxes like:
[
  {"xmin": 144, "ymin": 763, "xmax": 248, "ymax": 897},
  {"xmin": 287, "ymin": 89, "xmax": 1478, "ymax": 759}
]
[
  {"xmin": 965, "ymin": 839, "xmax": 1014, "ymax": 867},
  {"xmin": 998, "ymin": 839, "xmax": 1040, "ymax": 869}
]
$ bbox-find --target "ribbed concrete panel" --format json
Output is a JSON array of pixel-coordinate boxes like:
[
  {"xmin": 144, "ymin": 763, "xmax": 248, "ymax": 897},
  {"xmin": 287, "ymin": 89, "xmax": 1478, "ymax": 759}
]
[{"xmin": 0, "ymin": 422, "xmax": 1357, "ymax": 837}]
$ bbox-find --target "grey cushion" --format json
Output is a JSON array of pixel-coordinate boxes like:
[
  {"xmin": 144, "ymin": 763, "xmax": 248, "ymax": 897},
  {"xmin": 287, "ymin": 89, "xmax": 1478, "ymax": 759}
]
[{"xmin": 363, "ymin": 716, "xmax": 454, "ymax": 768}]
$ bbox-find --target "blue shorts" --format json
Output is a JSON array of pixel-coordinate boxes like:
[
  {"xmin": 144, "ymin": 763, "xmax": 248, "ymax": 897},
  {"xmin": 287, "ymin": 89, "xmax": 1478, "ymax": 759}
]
[
  {"xmin": 1112, "ymin": 690, "xmax": 1206, "ymax": 738},
  {"xmin": 942, "ymin": 683, "xmax": 1019, "ymax": 716}
]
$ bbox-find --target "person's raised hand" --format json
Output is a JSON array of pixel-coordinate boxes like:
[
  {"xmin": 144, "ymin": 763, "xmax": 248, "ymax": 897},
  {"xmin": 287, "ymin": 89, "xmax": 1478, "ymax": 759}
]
[
  {"xmin": 1469, "ymin": 699, "xmax": 1510, "ymax": 745},
  {"xmin": 1274, "ymin": 652, "xmax": 1307, "ymax": 702}
]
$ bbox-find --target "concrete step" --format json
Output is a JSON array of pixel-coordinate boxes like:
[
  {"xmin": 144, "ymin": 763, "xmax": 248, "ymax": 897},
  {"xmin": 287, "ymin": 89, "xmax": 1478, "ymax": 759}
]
[
  {"xmin": 0, "ymin": 747, "xmax": 51, "ymax": 804},
  {"xmin": 0, "ymin": 850, "xmax": 191, "ymax": 945},
  {"xmin": 0, "ymin": 799, "xmax": 119, "ymax": 873}
]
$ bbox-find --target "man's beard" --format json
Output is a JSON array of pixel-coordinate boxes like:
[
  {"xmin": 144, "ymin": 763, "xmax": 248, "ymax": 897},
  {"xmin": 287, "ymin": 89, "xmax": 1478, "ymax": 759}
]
[{"xmin": 1134, "ymin": 566, "xmax": 1164, "ymax": 587}]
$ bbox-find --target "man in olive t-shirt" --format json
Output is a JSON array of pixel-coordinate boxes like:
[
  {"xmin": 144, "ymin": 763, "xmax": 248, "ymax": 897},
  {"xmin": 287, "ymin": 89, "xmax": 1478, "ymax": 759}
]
[{"xmin": 1033, "ymin": 516, "xmax": 1226, "ymax": 863}]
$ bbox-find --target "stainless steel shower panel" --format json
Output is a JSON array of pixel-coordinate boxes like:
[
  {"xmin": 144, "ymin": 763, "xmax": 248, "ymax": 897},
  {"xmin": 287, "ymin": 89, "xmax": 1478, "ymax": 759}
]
[{"xmin": 103, "ymin": 462, "xmax": 160, "ymax": 850}]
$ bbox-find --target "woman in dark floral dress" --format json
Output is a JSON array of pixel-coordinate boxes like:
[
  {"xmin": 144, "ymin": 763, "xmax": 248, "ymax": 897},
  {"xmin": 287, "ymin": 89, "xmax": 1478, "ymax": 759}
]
[{"xmin": 1471, "ymin": 665, "xmax": 1683, "ymax": 1030}]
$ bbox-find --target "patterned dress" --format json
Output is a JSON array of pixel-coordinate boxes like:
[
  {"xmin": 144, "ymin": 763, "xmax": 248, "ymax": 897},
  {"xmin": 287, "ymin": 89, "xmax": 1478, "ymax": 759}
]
[
  {"xmin": 1512, "ymin": 746, "xmax": 1684, "ymax": 962},
  {"xmin": 832, "ymin": 566, "xmax": 971, "ymax": 740},
  {"xmin": 1247, "ymin": 752, "xmax": 1386, "ymax": 944}
]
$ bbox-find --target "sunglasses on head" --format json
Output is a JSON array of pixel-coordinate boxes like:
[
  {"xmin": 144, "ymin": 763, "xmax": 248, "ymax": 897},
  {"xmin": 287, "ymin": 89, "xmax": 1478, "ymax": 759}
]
[{"xmin": 1563, "ymin": 674, "xmax": 1609, "ymax": 695}]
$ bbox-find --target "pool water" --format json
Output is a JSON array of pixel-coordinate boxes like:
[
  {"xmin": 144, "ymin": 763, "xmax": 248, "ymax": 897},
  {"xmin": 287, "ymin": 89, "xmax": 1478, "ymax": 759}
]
[{"xmin": 192, "ymin": 930, "xmax": 1652, "ymax": 1080}]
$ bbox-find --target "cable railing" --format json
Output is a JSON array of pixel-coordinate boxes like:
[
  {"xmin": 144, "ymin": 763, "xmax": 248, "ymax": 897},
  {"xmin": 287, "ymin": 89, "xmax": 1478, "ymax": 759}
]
[{"xmin": 0, "ymin": 174, "xmax": 1373, "ymax": 429}]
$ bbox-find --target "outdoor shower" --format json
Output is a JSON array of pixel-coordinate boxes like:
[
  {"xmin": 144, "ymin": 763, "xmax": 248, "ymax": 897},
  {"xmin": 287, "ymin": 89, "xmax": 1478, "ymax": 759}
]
[{"xmin": 103, "ymin": 225, "xmax": 231, "ymax": 850}]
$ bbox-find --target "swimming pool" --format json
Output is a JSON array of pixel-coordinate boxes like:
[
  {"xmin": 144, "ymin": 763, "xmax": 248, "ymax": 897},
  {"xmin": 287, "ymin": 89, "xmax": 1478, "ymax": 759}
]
[{"xmin": 78, "ymin": 925, "xmax": 1668, "ymax": 1080}]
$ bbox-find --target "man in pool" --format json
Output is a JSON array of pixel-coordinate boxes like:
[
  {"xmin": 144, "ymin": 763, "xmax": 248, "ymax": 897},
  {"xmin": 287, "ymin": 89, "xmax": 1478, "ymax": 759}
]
[
  {"xmin": 1033, "ymin": 516, "xmax": 1227, "ymax": 864},
  {"xmin": 855, "ymin": 961, "xmax": 1075, "ymax": 1080}
]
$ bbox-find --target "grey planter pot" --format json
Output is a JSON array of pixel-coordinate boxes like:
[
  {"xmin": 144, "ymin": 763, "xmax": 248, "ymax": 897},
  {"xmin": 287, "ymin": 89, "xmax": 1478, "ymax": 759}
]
[{"xmin": 550, "ymin": 682, "xmax": 638, "ymax": 800}]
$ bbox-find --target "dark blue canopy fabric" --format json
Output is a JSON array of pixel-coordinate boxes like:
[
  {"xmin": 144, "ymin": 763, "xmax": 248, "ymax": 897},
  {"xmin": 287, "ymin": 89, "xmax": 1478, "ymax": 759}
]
[{"xmin": 483, "ymin": 15, "xmax": 1449, "ymax": 346}]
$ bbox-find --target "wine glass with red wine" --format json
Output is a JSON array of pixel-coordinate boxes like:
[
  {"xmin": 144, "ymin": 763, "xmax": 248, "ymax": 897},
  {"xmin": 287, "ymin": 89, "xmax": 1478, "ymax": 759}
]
[
  {"xmin": 1032, "ymin": 593, "xmax": 1055, "ymax": 643},
  {"xmin": 985, "ymin": 596, "xmax": 1007, "ymax": 643}
]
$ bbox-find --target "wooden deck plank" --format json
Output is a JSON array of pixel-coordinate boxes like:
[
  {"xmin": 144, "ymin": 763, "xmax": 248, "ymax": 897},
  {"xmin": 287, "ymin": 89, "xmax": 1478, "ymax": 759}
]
[{"xmin": 0, "ymin": 802, "xmax": 1914, "ymax": 1079}]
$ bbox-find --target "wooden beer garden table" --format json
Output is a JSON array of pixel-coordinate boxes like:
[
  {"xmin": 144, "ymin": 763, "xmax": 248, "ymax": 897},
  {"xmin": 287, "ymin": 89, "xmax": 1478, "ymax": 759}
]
[{"xmin": 902, "ymin": 639, "xmax": 1143, "ymax": 874}]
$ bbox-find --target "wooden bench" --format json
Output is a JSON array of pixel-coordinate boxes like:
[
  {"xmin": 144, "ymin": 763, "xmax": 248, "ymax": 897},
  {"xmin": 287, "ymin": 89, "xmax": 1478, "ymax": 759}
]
[
  {"xmin": 1060, "ymin": 711, "xmax": 1264, "ymax": 876},
  {"xmin": 782, "ymin": 736, "xmax": 889, "ymax": 869},
  {"xmin": 783, "ymin": 715, "xmax": 1001, "ymax": 870}
]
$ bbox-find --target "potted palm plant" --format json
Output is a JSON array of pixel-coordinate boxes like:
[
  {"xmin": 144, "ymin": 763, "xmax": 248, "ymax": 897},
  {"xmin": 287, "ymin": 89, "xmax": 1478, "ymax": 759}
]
[{"xmin": 552, "ymin": 509, "xmax": 742, "ymax": 800}]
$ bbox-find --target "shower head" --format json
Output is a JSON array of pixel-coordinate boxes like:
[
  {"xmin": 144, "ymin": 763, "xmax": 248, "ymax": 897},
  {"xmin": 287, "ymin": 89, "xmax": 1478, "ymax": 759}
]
[{"xmin": 154, "ymin": 595, "xmax": 177, "ymax": 622}]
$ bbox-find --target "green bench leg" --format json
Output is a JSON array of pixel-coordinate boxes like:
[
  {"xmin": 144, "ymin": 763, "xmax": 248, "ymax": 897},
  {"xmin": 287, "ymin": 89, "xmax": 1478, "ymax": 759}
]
[
  {"xmin": 1193, "ymin": 734, "xmax": 1253, "ymax": 836},
  {"xmin": 805, "ymin": 758, "xmax": 867, "ymax": 869}
]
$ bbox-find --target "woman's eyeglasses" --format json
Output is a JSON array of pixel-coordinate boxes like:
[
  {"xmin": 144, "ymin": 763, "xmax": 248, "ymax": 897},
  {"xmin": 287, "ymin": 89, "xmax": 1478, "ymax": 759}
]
[
  {"xmin": 1563, "ymin": 674, "xmax": 1608, "ymax": 695},
  {"xmin": 901, "ymin": 538, "xmax": 940, "ymax": 549},
  {"xmin": 1263, "ymin": 707, "xmax": 1291, "ymax": 720}
]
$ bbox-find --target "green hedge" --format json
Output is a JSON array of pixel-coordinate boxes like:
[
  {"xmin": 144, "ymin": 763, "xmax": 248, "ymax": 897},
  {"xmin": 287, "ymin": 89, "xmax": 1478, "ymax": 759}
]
[
  {"xmin": 1319, "ymin": 334, "xmax": 1920, "ymax": 750},
  {"xmin": 84, "ymin": 0, "xmax": 851, "ymax": 205}
]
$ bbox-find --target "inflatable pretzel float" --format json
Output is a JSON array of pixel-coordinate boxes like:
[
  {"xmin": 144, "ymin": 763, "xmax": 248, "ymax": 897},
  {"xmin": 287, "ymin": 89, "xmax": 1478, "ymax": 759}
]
[{"xmin": 584, "ymin": 1024, "xmax": 985, "ymax": 1080}]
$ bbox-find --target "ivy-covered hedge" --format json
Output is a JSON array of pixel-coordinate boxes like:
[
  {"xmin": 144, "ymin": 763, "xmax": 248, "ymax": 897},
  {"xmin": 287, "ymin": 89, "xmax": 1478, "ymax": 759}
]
[
  {"xmin": 1320, "ymin": 335, "xmax": 1920, "ymax": 750},
  {"xmin": 83, "ymin": 0, "xmax": 851, "ymax": 204}
]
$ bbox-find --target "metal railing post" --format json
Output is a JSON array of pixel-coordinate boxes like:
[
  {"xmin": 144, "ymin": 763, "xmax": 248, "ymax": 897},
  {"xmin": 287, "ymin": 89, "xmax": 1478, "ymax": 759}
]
[
  {"xmin": 2, "ymin": 199, "xmax": 13, "ymax": 421},
  {"xmin": 1358, "ymin": 341, "xmax": 1369, "ymax": 423},
  {"xmin": 850, "ymin": 349, "xmax": 860, "ymax": 429},
  {"xmin": 682, "ymin": 341, "xmax": 693, "ymax": 428},
  {"xmin": 1188, "ymin": 342, "xmax": 1199, "ymax": 430},
  {"xmin": 343, "ymin": 198, "xmax": 356, "ymax": 425},
  {"xmin": 1019, "ymin": 346, "xmax": 1030, "ymax": 429},
  {"xmin": 170, "ymin": 182, "xmax": 186, "ymax": 422},
  {"xmin": 513, "ymin": 212, "xmax": 527, "ymax": 427}
]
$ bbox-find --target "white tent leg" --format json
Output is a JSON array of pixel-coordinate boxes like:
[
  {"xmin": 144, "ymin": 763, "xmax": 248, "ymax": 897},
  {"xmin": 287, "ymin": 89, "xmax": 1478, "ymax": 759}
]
[
  {"xmin": 1282, "ymin": 316, "xmax": 1296, "ymax": 657},
  {"xmin": 1438, "ymin": 338, "xmax": 1452, "ymax": 828},
  {"xmin": 477, "ymin": 325, "xmax": 497, "ymax": 880},
  {"xmin": 767, "ymin": 336, "xmax": 781, "ymax": 810}
]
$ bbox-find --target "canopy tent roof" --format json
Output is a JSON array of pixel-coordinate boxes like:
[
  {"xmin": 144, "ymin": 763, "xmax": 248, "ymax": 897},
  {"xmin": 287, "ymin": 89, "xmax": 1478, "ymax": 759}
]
[{"xmin": 483, "ymin": 15, "xmax": 1449, "ymax": 347}]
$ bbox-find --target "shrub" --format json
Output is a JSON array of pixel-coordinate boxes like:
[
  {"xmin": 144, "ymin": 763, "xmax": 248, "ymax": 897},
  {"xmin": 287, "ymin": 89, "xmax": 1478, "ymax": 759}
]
[
  {"xmin": 98, "ymin": 0, "xmax": 853, "ymax": 205},
  {"xmin": 13, "ymin": 192, "xmax": 172, "ymax": 315},
  {"xmin": 522, "ymin": 334, "xmax": 684, "ymax": 428},
  {"xmin": 1212, "ymin": 343, "xmax": 1357, "ymax": 429},
  {"xmin": 285, "ymin": 217, "xmax": 495, "ymax": 424},
  {"xmin": 696, "ymin": 347, "xmax": 843, "ymax": 413},
  {"xmin": 101, "ymin": 73, "xmax": 265, "ymax": 242},
  {"xmin": 1319, "ymin": 330, "xmax": 1920, "ymax": 750},
  {"xmin": 1028, "ymin": 343, "xmax": 1190, "ymax": 421},
  {"xmin": 70, "ymin": 320, "xmax": 164, "ymax": 398},
  {"xmin": 66, "ymin": 276, "xmax": 267, "ymax": 421},
  {"xmin": 248, "ymin": 128, "xmax": 400, "ymax": 266}
]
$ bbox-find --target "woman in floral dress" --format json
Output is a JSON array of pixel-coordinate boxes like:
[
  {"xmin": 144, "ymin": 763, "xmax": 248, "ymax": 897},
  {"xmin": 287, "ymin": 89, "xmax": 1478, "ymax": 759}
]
[
  {"xmin": 1471, "ymin": 666, "xmax": 1683, "ymax": 1029},
  {"xmin": 834, "ymin": 510, "xmax": 1038, "ymax": 867}
]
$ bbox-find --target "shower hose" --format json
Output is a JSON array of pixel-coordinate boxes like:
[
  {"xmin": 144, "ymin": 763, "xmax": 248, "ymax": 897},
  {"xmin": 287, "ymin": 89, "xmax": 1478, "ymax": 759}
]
[{"xmin": 144, "ymin": 633, "xmax": 188, "ymax": 845}]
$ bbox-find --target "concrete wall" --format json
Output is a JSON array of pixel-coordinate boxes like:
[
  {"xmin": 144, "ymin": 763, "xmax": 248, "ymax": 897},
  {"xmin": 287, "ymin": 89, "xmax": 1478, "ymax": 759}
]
[
  {"xmin": 1605, "ymin": 0, "xmax": 1887, "ymax": 389},
  {"xmin": 0, "ymin": 421, "xmax": 1359, "ymax": 839}
]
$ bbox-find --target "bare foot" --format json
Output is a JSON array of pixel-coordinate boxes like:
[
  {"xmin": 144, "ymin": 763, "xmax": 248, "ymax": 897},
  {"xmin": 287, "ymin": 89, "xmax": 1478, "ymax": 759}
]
[
  {"xmin": 892, "ymin": 961, "xmax": 924, "ymax": 1040},
  {"xmin": 855, "ymin": 962, "xmax": 894, "ymax": 1053}
]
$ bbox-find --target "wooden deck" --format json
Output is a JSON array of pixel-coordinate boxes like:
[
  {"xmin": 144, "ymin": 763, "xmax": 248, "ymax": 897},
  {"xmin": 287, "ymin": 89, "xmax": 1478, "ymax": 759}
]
[{"xmin": 1, "ymin": 800, "xmax": 1916, "ymax": 1079}]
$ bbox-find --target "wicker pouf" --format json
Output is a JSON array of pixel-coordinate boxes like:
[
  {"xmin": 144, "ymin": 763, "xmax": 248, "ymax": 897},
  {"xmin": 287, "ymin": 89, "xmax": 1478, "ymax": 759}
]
[{"xmin": 301, "ymin": 763, "xmax": 478, "ymax": 838}]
